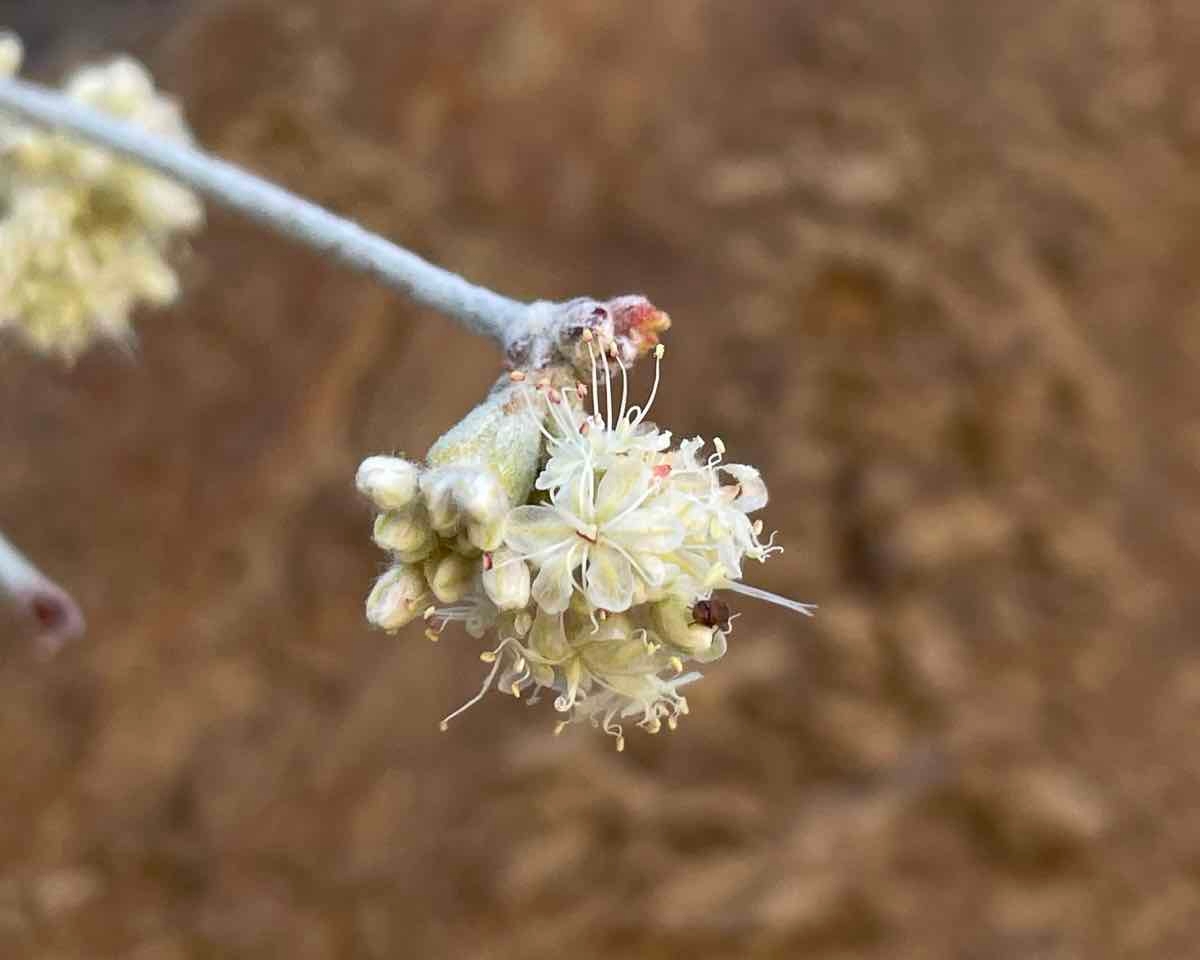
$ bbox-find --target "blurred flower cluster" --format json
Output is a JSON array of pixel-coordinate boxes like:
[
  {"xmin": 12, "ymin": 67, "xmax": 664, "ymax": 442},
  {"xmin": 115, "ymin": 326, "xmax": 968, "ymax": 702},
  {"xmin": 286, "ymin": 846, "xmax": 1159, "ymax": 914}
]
[
  {"xmin": 359, "ymin": 318, "xmax": 812, "ymax": 748},
  {"xmin": 0, "ymin": 32, "xmax": 201, "ymax": 359}
]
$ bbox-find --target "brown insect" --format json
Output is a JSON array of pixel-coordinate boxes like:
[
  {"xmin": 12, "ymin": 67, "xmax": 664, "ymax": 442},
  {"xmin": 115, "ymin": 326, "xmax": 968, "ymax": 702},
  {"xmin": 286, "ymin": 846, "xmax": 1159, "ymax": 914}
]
[{"xmin": 691, "ymin": 597, "xmax": 732, "ymax": 631}]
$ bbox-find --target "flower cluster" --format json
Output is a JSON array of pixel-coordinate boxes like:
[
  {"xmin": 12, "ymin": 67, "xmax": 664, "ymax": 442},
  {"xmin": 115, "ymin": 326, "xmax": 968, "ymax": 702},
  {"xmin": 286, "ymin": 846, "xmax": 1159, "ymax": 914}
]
[
  {"xmin": 0, "ymin": 32, "xmax": 202, "ymax": 359},
  {"xmin": 359, "ymin": 325, "xmax": 814, "ymax": 749}
]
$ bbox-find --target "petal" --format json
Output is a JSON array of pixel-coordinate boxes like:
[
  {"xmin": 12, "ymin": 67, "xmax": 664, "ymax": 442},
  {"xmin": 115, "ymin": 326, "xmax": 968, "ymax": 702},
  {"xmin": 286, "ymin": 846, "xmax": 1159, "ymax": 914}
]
[
  {"xmin": 605, "ymin": 506, "xmax": 684, "ymax": 554},
  {"xmin": 529, "ymin": 609, "xmax": 570, "ymax": 661},
  {"xmin": 584, "ymin": 543, "xmax": 634, "ymax": 612},
  {"xmin": 504, "ymin": 505, "xmax": 575, "ymax": 557},
  {"xmin": 722, "ymin": 464, "xmax": 768, "ymax": 513},
  {"xmin": 594, "ymin": 460, "xmax": 650, "ymax": 521},
  {"xmin": 532, "ymin": 542, "xmax": 578, "ymax": 614}
]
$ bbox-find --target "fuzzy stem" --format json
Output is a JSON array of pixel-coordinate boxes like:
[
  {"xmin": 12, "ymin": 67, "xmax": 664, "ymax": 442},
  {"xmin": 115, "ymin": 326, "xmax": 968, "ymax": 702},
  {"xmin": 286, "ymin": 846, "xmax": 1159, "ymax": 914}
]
[
  {"xmin": 0, "ymin": 529, "xmax": 85, "ymax": 652},
  {"xmin": 0, "ymin": 77, "xmax": 527, "ymax": 340}
]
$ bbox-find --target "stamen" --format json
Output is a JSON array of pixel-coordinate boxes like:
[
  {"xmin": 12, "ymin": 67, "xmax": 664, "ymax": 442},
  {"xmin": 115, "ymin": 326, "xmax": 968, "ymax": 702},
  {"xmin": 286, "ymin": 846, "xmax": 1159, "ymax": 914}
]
[
  {"xmin": 616, "ymin": 354, "xmax": 629, "ymax": 425},
  {"xmin": 723, "ymin": 580, "xmax": 817, "ymax": 617},
  {"xmin": 632, "ymin": 343, "xmax": 664, "ymax": 427},
  {"xmin": 440, "ymin": 639, "xmax": 514, "ymax": 729},
  {"xmin": 508, "ymin": 370, "xmax": 526, "ymax": 382},
  {"xmin": 599, "ymin": 340, "xmax": 614, "ymax": 429}
]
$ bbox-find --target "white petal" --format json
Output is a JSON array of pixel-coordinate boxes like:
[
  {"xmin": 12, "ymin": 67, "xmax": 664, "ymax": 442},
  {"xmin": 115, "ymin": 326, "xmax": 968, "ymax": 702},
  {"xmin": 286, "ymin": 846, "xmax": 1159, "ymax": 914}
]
[
  {"xmin": 722, "ymin": 464, "xmax": 768, "ymax": 513},
  {"xmin": 532, "ymin": 543, "xmax": 578, "ymax": 614},
  {"xmin": 604, "ymin": 506, "xmax": 684, "ymax": 554},
  {"xmin": 529, "ymin": 609, "xmax": 570, "ymax": 661},
  {"xmin": 594, "ymin": 460, "xmax": 650, "ymax": 522},
  {"xmin": 504, "ymin": 505, "xmax": 576, "ymax": 558},
  {"xmin": 584, "ymin": 543, "xmax": 634, "ymax": 612}
]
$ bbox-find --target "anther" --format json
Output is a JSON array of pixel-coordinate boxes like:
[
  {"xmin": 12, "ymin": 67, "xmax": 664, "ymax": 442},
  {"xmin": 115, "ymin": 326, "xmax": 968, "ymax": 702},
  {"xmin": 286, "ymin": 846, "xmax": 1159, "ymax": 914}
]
[
  {"xmin": 615, "ymin": 735, "xmax": 626, "ymax": 753},
  {"xmin": 510, "ymin": 682, "xmax": 521, "ymax": 698},
  {"xmin": 422, "ymin": 605, "xmax": 437, "ymax": 621},
  {"xmin": 480, "ymin": 651, "xmax": 497, "ymax": 663},
  {"xmin": 582, "ymin": 329, "xmax": 594, "ymax": 343},
  {"xmin": 654, "ymin": 343, "xmax": 665, "ymax": 359},
  {"xmin": 439, "ymin": 720, "xmax": 449, "ymax": 732},
  {"xmin": 669, "ymin": 656, "xmax": 684, "ymax": 674},
  {"xmin": 425, "ymin": 628, "xmax": 440, "ymax": 643},
  {"xmin": 508, "ymin": 370, "xmax": 527, "ymax": 382},
  {"xmin": 713, "ymin": 437, "xmax": 726, "ymax": 456}
]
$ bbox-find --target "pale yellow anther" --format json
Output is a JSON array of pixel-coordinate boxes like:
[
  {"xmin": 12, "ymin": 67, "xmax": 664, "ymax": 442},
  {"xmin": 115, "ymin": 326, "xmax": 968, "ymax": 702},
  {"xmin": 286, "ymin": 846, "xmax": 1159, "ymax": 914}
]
[
  {"xmin": 480, "ymin": 650, "xmax": 497, "ymax": 663},
  {"xmin": 424, "ymin": 628, "xmax": 440, "ymax": 643},
  {"xmin": 439, "ymin": 720, "xmax": 449, "ymax": 732},
  {"xmin": 511, "ymin": 682, "xmax": 521, "ymax": 698},
  {"xmin": 582, "ymin": 328, "xmax": 594, "ymax": 342},
  {"xmin": 669, "ymin": 656, "xmax": 684, "ymax": 675},
  {"xmin": 646, "ymin": 719, "xmax": 662, "ymax": 734},
  {"xmin": 423, "ymin": 605, "xmax": 437, "ymax": 621},
  {"xmin": 554, "ymin": 721, "xmax": 568, "ymax": 736},
  {"xmin": 509, "ymin": 370, "xmax": 527, "ymax": 382},
  {"xmin": 615, "ymin": 735, "xmax": 626, "ymax": 752},
  {"xmin": 714, "ymin": 436, "xmax": 726, "ymax": 456},
  {"xmin": 667, "ymin": 716, "xmax": 678, "ymax": 731},
  {"xmin": 752, "ymin": 519, "xmax": 764, "ymax": 536},
  {"xmin": 654, "ymin": 343, "xmax": 665, "ymax": 360}
]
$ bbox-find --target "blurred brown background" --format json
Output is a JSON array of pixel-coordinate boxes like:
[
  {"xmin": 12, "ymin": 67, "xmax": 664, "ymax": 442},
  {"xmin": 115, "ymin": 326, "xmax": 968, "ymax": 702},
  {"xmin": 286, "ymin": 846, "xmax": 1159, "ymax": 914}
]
[{"xmin": 3, "ymin": 0, "xmax": 1200, "ymax": 957}]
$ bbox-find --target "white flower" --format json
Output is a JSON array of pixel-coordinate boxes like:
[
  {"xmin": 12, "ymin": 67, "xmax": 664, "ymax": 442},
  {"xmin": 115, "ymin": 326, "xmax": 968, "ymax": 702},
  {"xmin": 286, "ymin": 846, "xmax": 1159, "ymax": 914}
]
[
  {"xmin": 506, "ymin": 458, "xmax": 683, "ymax": 614},
  {"xmin": 364, "ymin": 330, "xmax": 816, "ymax": 749},
  {"xmin": 0, "ymin": 48, "xmax": 202, "ymax": 358}
]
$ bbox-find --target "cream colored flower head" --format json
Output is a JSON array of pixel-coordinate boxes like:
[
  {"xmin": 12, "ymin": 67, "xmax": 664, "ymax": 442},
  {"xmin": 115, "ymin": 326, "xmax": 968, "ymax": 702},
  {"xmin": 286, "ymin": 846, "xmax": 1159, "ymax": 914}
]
[
  {"xmin": 0, "ymin": 37, "xmax": 202, "ymax": 359},
  {"xmin": 359, "ymin": 336, "xmax": 815, "ymax": 750}
]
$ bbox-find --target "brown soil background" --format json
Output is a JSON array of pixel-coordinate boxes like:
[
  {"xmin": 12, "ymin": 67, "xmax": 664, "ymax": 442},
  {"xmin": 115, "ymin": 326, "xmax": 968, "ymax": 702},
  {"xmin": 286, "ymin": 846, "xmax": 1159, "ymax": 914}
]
[{"xmin": 3, "ymin": 1, "xmax": 1200, "ymax": 957}]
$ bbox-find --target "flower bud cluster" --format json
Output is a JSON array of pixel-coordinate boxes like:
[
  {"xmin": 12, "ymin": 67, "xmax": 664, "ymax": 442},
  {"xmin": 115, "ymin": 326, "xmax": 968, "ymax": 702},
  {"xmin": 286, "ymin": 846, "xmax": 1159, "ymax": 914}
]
[
  {"xmin": 359, "ymin": 335, "xmax": 815, "ymax": 749},
  {"xmin": 0, "ymin": 33, "xmax": 202, "ymax": 359}
]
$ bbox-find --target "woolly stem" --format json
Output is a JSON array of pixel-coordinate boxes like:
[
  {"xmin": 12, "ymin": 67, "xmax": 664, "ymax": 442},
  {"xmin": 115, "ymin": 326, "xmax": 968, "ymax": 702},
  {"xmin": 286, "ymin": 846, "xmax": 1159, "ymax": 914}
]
[
  {"xmin": 0, "ymin": 77, "xmax": 528, "ymax": 340},
  {"xmin": 0, "ymin": 529, "xmax": 85, "ymax": 652}
]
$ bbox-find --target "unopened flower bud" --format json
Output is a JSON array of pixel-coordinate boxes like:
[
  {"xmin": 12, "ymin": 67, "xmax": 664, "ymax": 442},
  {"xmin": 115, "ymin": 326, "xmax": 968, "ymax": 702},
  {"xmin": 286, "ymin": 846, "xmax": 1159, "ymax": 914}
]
[
  {"xmin": 426, "ymin": 381, "xmax": 543, "ymax": 505},
  {"xmin": 356, "ymin": 456, "xmax": 420, "ymax": 510},
  {"xmin": 652, "ymin": 601, "xmax": 717, "ymax": 657},
  {"xmin": 366, "ymin": 565, "xmax": 427, "ymax": 631},
  {"xmin": 456, "ymin": 470, "xmax": 508, "ymax": 551},
  {"xmin": 426, "ymin": 552, "xmax": 478, "ymax": 604},
  {"xmin": 420, "ymin": 467, "xmax": 464, "ymax": 536},
  {"xmin": 373, "ymin": 506, "xmax": 437, "ymax": 562},
  {"xmin": 481, "ymin": 548, "xmax": 531, "ymax": 611}
]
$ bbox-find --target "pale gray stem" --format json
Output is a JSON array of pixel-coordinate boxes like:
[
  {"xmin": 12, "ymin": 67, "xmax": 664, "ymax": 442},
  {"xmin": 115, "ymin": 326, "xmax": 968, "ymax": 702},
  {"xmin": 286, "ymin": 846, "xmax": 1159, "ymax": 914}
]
[
  {"xmin": 0, "ymin": 77, "xmax": 528, "ymax": 340},
  {"xmin": 0, "ymin": 529, "xmax": 85, "ymax": 653}
]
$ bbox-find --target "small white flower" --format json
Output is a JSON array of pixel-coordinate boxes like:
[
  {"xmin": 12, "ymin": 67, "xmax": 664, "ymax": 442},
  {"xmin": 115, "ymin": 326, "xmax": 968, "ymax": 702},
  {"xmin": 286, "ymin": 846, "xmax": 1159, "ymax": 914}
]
[
  {"xmin": 506, "ymin": 458, "xmax": 683, "ymax": 614},
  {"xmin": 364, "ymin": 328, "xmax": 815, "ymax": 749},
  {"xmin": 0, "ymin": 48, "xmax": 202, "ymax": 359}
]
